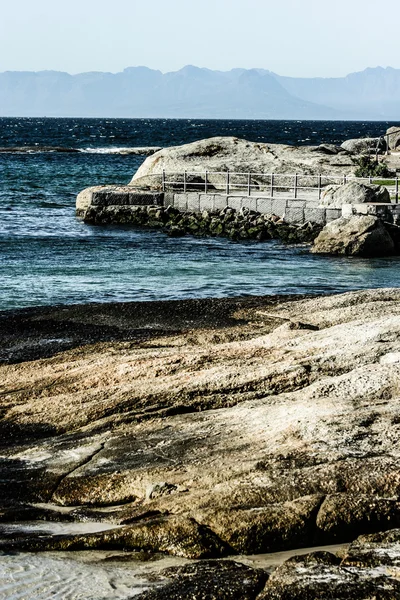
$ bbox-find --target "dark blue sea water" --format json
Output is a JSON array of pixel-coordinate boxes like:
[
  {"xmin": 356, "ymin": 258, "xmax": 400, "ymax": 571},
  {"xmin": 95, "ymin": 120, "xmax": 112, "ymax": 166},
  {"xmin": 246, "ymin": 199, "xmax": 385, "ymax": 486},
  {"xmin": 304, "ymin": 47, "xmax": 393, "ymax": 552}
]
[{"xmin": 1, "ymin": 117, "xmax": 400, "ymax": 311}]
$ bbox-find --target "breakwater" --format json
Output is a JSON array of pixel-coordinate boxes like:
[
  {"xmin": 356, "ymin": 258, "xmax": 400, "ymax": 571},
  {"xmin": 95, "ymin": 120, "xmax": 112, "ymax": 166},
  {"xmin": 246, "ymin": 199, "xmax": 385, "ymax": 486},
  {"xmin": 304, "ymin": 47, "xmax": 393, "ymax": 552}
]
[
  {"xmin": 80, "ymin": 190, "xmax": 326, "ymax": 243},
  {"xmin": 78, "ymin": 186, "xmax": 400, "ymax": 244}
]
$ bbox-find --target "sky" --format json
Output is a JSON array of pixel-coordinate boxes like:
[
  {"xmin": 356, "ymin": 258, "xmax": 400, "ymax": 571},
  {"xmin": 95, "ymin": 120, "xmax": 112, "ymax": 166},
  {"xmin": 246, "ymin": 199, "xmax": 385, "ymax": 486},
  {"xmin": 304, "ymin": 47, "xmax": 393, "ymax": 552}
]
[{"xmin": 0, "ymin": 0, "xmax": 399, "ymax": 78}]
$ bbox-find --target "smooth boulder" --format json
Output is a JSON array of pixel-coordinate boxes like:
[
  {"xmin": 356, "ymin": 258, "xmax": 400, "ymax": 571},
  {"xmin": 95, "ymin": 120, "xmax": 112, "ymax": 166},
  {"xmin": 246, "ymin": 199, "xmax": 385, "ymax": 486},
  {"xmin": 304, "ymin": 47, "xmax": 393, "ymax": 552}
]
[
  {"xmin": 130, "ymin": 136, "xmax": 356, "ymax": 189},
  {"xmin": 320, "ymin": 181, "xmax": 390, "ymax": 207},
  {"xmin": 386, "ymin": 126, "xmax": 400, "ymax": 151},
  {"xmin": 340, "ymin": 137, "xmax": 385, "ymax": 154},
  {"xmin": 312, "ymin": 215, "xmax": 395, "ymax": 257}
]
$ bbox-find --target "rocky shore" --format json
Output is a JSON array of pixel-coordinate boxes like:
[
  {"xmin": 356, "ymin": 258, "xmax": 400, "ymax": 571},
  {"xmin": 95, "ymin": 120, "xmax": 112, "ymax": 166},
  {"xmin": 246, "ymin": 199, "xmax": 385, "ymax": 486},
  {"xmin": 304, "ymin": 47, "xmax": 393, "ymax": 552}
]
[{"xmin": 1, "ymin": 289, "xmax": 400, "ymax": 597}]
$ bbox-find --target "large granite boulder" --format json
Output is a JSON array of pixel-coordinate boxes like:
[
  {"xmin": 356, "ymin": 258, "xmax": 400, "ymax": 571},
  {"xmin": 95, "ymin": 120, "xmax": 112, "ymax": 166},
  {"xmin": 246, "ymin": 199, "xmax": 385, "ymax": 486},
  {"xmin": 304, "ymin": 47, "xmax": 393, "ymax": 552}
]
[
  {"xmin": 320, "ymin": 181, "xmax": 390, "ymax": 208},
  {"xmin": 386, "ymin": 126, "xmax": 400, "ymax": 151},
  {"xmin": 312, "ymin": 215, "xmax": 395, "ymax": 257},
  {"xmin": 341, "ymin": 137, "xmax": 385, "ymax": 154},
  {"xmin": 130, "ymin": 136, "xmax": 356, "ymax": 189},
  {"xmin": 4, "ymin": 288, "xmax": 400, "ymax": 571}
]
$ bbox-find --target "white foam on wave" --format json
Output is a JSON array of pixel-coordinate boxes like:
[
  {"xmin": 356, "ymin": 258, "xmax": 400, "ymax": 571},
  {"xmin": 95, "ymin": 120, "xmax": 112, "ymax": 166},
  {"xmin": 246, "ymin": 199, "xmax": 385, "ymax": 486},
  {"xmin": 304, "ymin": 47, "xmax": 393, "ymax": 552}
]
[
  {"xmin": 80, "ymin": 147, "xmax": 133, "ymax": 154},
  {"xmin": 79, "ymin": 147, "xmax": 161, "ymax": 155}
]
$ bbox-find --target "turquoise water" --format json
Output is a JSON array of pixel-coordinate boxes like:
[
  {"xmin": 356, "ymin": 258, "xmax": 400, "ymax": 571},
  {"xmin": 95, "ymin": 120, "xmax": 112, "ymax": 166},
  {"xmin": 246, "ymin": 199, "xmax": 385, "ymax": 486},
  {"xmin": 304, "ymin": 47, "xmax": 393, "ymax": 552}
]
[{"xmin": 1, "ymin": 118, "xmax": 399, "ymax": 311}]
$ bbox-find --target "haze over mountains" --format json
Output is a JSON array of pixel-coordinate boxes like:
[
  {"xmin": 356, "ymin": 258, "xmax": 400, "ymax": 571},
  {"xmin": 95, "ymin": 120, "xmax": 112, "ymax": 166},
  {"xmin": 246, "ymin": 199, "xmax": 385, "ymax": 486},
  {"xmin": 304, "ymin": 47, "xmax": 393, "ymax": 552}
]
[{"xmin": 0, "ymin": 65, "xmax": 399, "ymax": 120}]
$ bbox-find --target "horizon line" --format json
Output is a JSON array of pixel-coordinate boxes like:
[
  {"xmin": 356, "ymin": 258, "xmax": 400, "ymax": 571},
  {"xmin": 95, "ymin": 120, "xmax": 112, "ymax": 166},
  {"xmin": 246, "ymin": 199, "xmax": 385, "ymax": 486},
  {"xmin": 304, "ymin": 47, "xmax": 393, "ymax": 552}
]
[{"xmin": 0, "ymin": 64, "xmax": 397, "ymax": 79}]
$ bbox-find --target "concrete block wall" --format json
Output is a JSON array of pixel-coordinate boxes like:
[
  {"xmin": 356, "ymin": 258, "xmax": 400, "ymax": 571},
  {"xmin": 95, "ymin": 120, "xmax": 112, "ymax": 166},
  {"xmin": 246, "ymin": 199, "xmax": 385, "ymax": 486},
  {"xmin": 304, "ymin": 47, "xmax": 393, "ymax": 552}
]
[{"xmin": 166, "ymin": 192, "xmax": 342, "ymax": 225}]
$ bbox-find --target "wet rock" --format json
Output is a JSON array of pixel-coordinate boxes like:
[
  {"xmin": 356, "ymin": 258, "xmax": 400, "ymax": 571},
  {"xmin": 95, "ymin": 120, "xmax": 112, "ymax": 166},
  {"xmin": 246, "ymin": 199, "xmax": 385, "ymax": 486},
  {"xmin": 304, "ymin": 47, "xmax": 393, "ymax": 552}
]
[
  {"xmin": 0, "ymin": 503, "xmax": 75, "ymax": 523},
  {"xmin": 81, "ymin": 202, "xmax": 322, "ymax": 244},
  {"xmin": 312, "ymin": 215, "xmax": 395, "ymax": 256},
  {"xmin": 167, "ymin": 226, "xmax": 186, "ymax": 237},
  {"xmin": 384, "ymin": 222, "xmax": 400, "ymax": 250},
  {"xmin": 135, "ymin": 560, "xmax": 268, "ymax": 600}
]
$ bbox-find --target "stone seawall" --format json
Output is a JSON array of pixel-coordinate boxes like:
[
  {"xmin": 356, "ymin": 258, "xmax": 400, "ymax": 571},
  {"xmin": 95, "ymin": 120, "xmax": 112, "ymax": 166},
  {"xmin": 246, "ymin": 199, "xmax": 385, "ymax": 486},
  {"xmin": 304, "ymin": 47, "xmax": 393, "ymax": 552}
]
[
  {"xmin": 76, "ymin": 186, "xmax": 400, "ymax": 245},
  {"xmin": 76, "ymin": 186, "xmax": 343, "ymax": 225},
  {"xmin": 83, "ymin": 203, "xmax": 323, "ymax": 243}
]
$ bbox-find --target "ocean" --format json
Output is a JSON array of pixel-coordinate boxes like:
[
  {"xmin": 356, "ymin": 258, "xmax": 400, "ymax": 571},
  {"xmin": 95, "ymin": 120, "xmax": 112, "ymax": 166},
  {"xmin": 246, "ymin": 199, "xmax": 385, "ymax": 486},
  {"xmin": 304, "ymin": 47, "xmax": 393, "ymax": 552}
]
[{"xmin": 1, "ymin": 117, "xmax": 400, "ymax": 311}]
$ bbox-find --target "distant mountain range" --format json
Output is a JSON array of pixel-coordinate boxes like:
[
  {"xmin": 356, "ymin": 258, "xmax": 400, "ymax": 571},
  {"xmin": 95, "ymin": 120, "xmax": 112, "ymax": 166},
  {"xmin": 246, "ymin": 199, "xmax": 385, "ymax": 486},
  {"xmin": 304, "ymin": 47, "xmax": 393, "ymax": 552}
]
[{"xmin": 0, "ymin": 65, "xmax": 399, "ymax": 120}]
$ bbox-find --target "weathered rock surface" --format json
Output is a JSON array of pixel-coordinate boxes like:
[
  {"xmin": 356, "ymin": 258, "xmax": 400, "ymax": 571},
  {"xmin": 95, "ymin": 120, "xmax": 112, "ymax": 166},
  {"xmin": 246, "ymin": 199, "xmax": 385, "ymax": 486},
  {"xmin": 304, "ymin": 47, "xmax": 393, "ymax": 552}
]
[
  {"xmin": 129, "ymin": 137, "xmax": 356, "ymax": 188},
  {"xmin": 341, "ymin": 137, "xmax": 385, "ymax": 154},
  {"xmin": 312, "ymin": 215, "xmax": 395, "ymax": 256},
  {"xmin": 0, "ymin": 515, "xmax": 228, "ymax": 559},
  {"xmin": 259, "ymin": 547, "xmax": 400, "ymax": 599},
  {"xmin": 386, "ymin": 126, "xmax": 400, "ymax": 151},
  {"xmin": 1, "ymin": 288, "xmax": 400, "ymax": 582},
  {"xmin": 193, "ymin": 495, "xmax": 323, "ymax": 554},
  {"xmin": 135, "ymin": 560, "xmax": 268, "ymax": 600},
  {"xmin": 316, "ymin": 494, "xmax": 400, "ymax": 541},
  {"xmin": 259, "ymin": 529, "xmax": 400, "ymax": 599},
  {"xmin": 320, "ymin": 181, "xmax": 390, "ymax": 207},
  {"xmin": 342, "ymin": 528, "xmax": 400, "ymax": 568}
]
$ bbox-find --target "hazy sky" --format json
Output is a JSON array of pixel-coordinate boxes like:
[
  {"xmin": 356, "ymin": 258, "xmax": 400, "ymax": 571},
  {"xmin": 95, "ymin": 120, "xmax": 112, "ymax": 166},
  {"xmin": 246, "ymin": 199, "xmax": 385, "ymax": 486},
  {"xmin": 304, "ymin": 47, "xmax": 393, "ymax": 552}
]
[{"xmin": 1, "ymin": 0, "xmax": 398, "ymax": 77}]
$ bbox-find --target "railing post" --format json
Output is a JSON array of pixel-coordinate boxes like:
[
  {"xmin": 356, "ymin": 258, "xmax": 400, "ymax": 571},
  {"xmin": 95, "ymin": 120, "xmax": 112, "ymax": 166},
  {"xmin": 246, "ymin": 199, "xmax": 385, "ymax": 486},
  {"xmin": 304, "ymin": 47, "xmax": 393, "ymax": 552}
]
[
  {"xmin": 369, "ymin": 175, "xmax": 372, "ymax": 185},
  {"xmin": 226, "ymin": 171, "xmax": 230, "ymax": 195},
  {"xmin": 294, "ymin": 173, "xmax": 298, "ymax": 199},
  {"xmin": 318, "ymin": 174, "xmax": 322, "ymax": 201},
  {"xmin": 162, "ymin": 169, "xmax": 165, "ymax": 192},
  {"xmin": 248, "ymin": 172, "xmax": 251, "ymax": 196},
  {"xmin": 270, "ymin": 173, "xmax": 274, "ymax": 198},
  {"xmin": 205, "ymin": 170, "xmax": 208, "ymax": 194},
  {"xmin": 344, "ymin": 174, "xmax": 347, "ymax": 184},
  {"xmin": 183, "ymin": 170, "xmax": 187, "ymax": 193},
  {"xmin": 396, "ymin": 178, "xmax": 399, "ymax": 204}
]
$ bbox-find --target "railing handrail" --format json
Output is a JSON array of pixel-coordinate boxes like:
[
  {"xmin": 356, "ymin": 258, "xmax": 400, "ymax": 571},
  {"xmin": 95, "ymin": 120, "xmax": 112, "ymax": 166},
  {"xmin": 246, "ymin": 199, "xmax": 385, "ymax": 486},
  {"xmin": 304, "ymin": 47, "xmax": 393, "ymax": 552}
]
[
  {"xmin": 161, "ymin": 169, "xmax": 399, "ymax": 203},
  {"xmin": 161, "ymin": 169, "xmax": 398, "ymax": 180}
]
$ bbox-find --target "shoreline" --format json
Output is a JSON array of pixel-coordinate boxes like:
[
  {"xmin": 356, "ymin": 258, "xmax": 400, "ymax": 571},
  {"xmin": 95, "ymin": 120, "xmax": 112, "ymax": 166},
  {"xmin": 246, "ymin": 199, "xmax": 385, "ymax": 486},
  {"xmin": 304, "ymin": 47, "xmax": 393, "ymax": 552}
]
[{"xmin": 0, "ymin": 293, "xmax": 314, "ymax": 364}]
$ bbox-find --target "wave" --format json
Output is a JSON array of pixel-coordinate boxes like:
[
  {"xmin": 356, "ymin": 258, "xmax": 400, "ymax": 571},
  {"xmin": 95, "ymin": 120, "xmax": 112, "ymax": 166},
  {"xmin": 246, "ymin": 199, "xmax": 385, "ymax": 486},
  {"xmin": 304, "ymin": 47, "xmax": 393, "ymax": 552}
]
[
  {"xmin": 80, "ymin": 146, "xmax": 162, "ymax": 155},
  {"xmin": 0, "ymin": 146, "xmax": 162, "ymax": 155}
]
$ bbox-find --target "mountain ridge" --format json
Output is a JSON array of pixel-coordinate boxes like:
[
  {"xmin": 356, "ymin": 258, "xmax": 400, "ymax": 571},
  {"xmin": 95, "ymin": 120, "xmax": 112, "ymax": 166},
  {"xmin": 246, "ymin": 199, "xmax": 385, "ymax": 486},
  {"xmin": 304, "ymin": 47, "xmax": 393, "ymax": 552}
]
[{"xmin": 0, "ymin": 65, "xmax": 399, "ymax": 120}]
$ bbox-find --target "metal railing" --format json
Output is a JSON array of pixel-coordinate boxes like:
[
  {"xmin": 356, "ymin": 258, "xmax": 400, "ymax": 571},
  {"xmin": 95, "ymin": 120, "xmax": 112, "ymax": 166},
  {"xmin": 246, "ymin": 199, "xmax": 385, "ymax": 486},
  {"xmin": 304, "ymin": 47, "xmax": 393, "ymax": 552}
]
[{"xmin": 161, "ymin": 170, "xmax": 400, "ymax": 203}]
